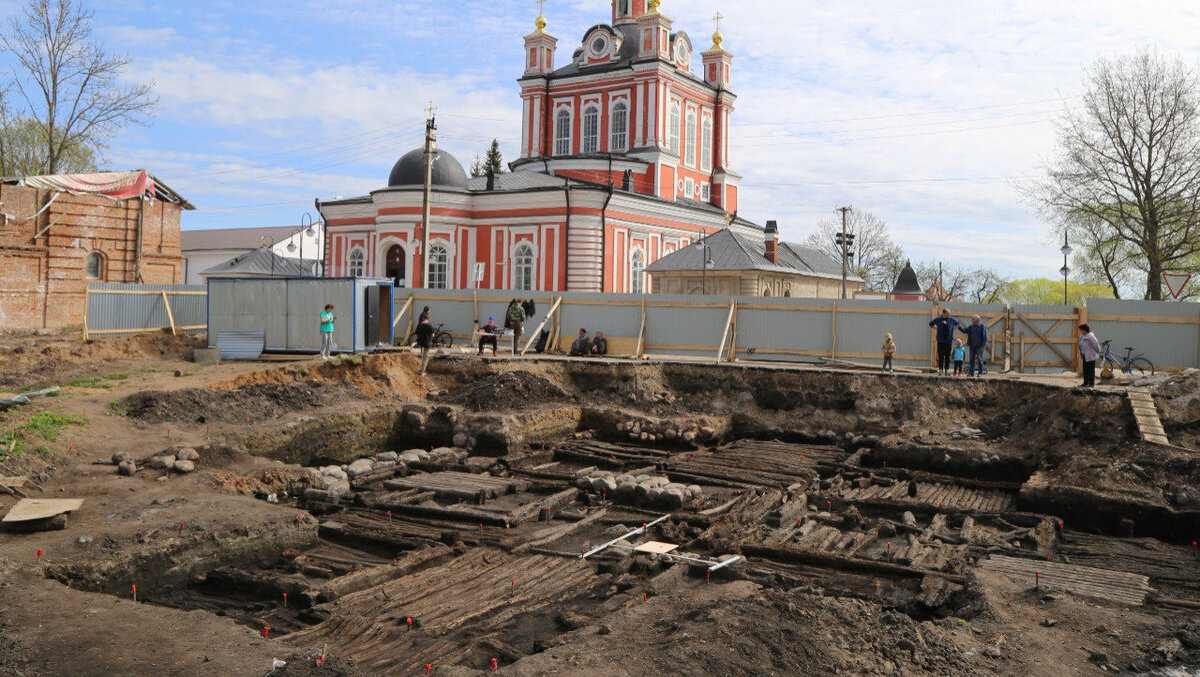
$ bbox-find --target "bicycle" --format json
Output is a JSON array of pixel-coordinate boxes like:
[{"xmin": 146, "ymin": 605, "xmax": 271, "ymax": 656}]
[
  {"xmin": 1099, "ymin": 340, "xmax": 1154, "ymax": 379},
  {"xmin": 407, "ymin": 323, "xmax": 453, "ymax": 348}
]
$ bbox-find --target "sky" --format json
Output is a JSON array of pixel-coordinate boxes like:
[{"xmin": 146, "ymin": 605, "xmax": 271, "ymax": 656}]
[{"xmin": 3, "ymin": 0, "xmax": 1200, "ymax": 279}]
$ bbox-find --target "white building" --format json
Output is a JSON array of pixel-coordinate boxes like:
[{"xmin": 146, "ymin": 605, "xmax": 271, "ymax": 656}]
[{"xmin": 181, "ymin": 224, "xmax": 324, "ymax": 285}]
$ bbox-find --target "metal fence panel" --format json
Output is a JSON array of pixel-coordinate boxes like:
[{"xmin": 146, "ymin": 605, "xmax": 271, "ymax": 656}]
[
  {"xmin": 1088, "ymin": 298, "xmax": 1200, "ymax": 371},
  {"xmin": 85, "ymin": 283, "xmax": 207, "ymax": 337}
]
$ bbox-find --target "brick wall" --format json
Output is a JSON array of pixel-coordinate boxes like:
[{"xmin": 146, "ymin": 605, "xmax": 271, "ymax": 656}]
[{"xmin": 0, "ymin": 184, "xmax": 184, "ymax": 329}]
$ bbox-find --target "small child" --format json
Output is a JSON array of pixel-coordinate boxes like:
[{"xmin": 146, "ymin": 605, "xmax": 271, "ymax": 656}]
[
  {"xmin": 952, "ymin": 339, "xmax": 966, "ymax": 376},
  {"xmin": 882, "ymin": 333, "xmax": 896, "ymax": 372}
]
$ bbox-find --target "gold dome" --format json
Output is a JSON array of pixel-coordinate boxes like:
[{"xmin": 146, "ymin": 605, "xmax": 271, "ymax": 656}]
[
  {"xmin": 711, "ymin": 30, "xmax": 723, "ymax": 49},
  {"xmin": 535, "ymin": 13, "xmax": 547, "ymax": 31},
  {"xmin": 648, "ymin": 0, "xmax": 660, "ymax": 13}
]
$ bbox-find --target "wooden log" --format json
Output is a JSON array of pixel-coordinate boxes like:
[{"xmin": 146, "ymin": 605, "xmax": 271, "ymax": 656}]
[
  {"xmin": 740, "ymin": 543, "xmax": 969, "ymax": 584},
  {"xmin": 302, "ymin": 545, "xmax": 453, "ymax": 606}
]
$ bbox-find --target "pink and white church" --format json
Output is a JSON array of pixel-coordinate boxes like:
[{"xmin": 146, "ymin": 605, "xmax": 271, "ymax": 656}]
[{"xmin": 319, "ymin": 0, "xmax": 763, "ymax": 293}]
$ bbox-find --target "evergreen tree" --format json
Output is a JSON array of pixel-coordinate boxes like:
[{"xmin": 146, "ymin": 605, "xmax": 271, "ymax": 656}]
[{"xmin": 470, "ymin": 139, "xmax": 505, "ymax": 178}]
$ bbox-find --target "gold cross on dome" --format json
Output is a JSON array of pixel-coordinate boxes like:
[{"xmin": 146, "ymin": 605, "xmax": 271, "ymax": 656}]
[
  {"xmin": 424, "ymin": 100, "xmax": 437, "ymax": 120},
  {"xmin": 712, "ymin": 11, "xmax": 723, "ymax": 33},
  {"xmin": 536, "ymin": 0, "xmax": 546, "ymax": 16}
]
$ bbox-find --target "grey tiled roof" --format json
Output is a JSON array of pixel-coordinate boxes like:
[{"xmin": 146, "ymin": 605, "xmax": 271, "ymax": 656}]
[
  {"xmin": 645, "ymin": 229, "xmax": 861, "ymax": 281},
  {"xmin": 182, "ymin": 225, "xmax": 305, "ymax": 252},
  {"xmin": 201, "ymin": 247, "xmax": 315, "ymax": 277},
  {"xmin": 464, "ymin": 172, "xmax": 570, "ymax": 191}
]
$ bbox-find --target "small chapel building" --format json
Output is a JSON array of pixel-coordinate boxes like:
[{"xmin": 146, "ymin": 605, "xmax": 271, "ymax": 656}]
[{"xmin": 318, "ymin": 0, "xmax": 763, "ymax": 293}]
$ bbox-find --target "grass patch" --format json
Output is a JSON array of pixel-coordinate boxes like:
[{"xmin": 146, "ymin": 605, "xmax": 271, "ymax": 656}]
[
  {"xmin": 33, "ymin": 445, "xmax": 50, "ymax": 457},
  {"xmin": 66, "ymin": 373, "xmax": 130, "ymax": 389},
  {"xmin": 0, "ymin": 432, "xmax": 23, "ymax": 459},
  {"xmin": 108, "ymin": 401, "xmax": 127, "ymax": 416},
  {"xmin": 20, "ymin": 412, "xmax": 84, "ymax": 442}
]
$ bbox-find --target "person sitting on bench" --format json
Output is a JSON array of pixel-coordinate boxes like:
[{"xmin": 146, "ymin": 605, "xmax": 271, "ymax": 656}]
[
  {"xmin": 478, "ymin": 316, "xmax": 501, "ymax": 356},
  {"xmin": 570, "ymin": 328, "xmax": 590, "ymax": 356},
  {"xmin": 590, "ymin": 331, "xmax": 608, "ymax": 356}
]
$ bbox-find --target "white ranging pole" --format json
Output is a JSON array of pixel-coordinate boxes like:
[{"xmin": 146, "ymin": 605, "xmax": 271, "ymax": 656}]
[{"xmin": 580, "ymin": 514, "xmax": 670, "ymax": 559}]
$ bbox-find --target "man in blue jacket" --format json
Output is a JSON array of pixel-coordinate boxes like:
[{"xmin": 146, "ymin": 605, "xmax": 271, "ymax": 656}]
[
  {"xmin": 958, "ymin": 315, "xmax": 989, "ymax": 377},
  {"xmin": 928, "ymin": 308, "xmax": 960, "ymax": 375}
]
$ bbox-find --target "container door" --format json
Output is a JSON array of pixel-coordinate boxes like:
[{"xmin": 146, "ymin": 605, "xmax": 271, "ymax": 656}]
[{"xmin": 364, "ymin": 285, "xmax": 380, "ymax": 347}]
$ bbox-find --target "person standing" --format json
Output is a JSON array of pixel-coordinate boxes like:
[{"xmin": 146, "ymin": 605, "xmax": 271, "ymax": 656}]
[
  {"xmin": 952, "ymin": 339, "xmax": 966, "ymax": 376},
  {"xmin": 319, "ymin": 304, "xmax": 336, "ymax": 360},
  {"xmin": 881, "ymin": 333, "xmax": 896, "ymax": 372},
  {"xmin": 928, "ymin": 308, "xmax": 960, "ymax": 375},
  {"xmin": 418, "ymin": 306, "xmax": 431, "ymax": 324},
  {"xmin": 958, "ymin": 315, "xmax": 989, "ymax": 377},
  {"xmin": 506, "ymin": 299, "xmax": 527, "ymax": 355},
  {"xmin": 1078, "ymin": 323, "xmax": 1102, "ymax": 388},
  {"xmin": 415, "ymin": 316, "xmax": 436, "ymax": 376}
]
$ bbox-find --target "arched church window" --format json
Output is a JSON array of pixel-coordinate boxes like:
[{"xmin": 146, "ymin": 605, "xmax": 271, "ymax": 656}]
[
  {"xmin": 685, "ymin": 110, "xmax": 697, "ymax": 167},
  {"xmin": 85, "ymin": 251, "xmax": 105, "ymax": 280},
  {"xmin": 701, "ymin": 116, "xmax": 712, "ymax": 171},
  {"xmin": 513, "ymin": 242, "xmax": 535, "ymax": 291},
  {"xmin": 348, "ymin": 248, "xmax": 365, "ymax": 277},
  {"xmin": 630, "ymin": 247, "xmax": 646, "ymax": 294},
  {"xmin": 582, "ymin": 105, "xmax": 600, "ymax": 154},
  {"xmin": 555, "ymin": 109, "xmax": 572, "ymax": 156},
  {"xmin": 669, "ymin": 103, "xmax": 680, "ymax": 154},
  {"xmin": 428, "ymin": 243, "xmax": 449, "ymax": 289},
  {"xmin": 611, "ymin": 102, "xmax": 628, "ymax": 151}
]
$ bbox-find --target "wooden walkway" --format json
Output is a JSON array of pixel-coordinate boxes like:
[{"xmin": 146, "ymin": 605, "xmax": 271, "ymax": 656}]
[
  {"xmin": 980, "ymin": 554, "xmax": 1153, "ymax": 606},
  {"xmin": 1127, "ymin": 387, "xmax": 1169, "ymax": 445},
  {"xmin": 840, "ymin": 480, "xmax": 1015, "ymax": 514}
]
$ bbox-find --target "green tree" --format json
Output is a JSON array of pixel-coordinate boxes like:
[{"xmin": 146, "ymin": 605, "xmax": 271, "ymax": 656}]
[
  {"xmin": 0, "ymin": 116, "xmax": 96, "ymax": 175},
  {"xmin": 469, "ymin": 139, "xmax": 504, "ymax": 178},
  {"xmin": 997, "ymin": 277, "xmax": 1115, "ymax": 306}
]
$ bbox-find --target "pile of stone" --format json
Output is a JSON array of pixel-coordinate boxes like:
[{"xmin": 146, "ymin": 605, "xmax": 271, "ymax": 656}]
[
  {"xmin": 614, "ymin": 419, "xmax": 716, "ymax": 444},
  {"xmin": 303, "ymin": 447, "xmax": 471, "ymax": 504},
  {"xmin": 398, "ymin": 447, "xmax": 469, "ymax": 466},
  {"xmin": 114, "ymin": 447, "xmax": 200, "ymax": 476},
  {"xmin": 575, "ymin": 469, "xmax": 702, "ymax": 509}
]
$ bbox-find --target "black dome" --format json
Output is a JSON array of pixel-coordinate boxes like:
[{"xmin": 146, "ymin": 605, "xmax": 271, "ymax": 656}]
[
  {"xmin": 387, "ymin": 147, "xmax": 468, "ymax": 189},
  {"xmin": 892, "ymin": 260, "xmax": 923, "ymax": 295}
]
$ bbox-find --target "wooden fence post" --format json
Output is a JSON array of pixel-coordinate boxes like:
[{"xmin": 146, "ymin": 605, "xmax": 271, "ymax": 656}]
[
  {"xmin": 82, "ymin": 287, "xmax": 90, "ymax": 340},
  {"xmin": 636, "ymin": 298, "xmax": 647, "ymax": 359},
  {"xmin": 161, "ymin": 291, "xmax": 177, "ymax": 335},
  {"xmin": 830, "ymin": 301, "xmax": 838, "ymax": 360}
]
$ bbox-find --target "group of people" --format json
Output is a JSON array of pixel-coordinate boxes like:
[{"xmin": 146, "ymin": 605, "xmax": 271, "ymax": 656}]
[
  {"xmin": 929, "ymin": 309, "xmax": 990, "ymax": 377},
  {"xmin": 569, "ymin": 328, "xmax": 608, "ymax": 357}
]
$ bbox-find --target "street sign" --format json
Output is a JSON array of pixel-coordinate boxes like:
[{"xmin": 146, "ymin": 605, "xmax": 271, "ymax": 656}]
[
  {"xmin": 471, "ymin": 263, "xmax": 486, "ymax": 283},
  {"xmin": 1164, "ymin": 272, "xmax": 1192, "ymax": 300}
]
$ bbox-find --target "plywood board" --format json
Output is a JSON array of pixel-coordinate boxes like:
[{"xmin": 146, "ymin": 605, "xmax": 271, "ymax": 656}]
[
  {"xmin": 2, "ymin": 498, "xmax": 83, "ymax": 522},
  {"xmin": 634, "ymin": 540, "xmax": 679, "ymax": 554},
  {"xmin": 0, "ymin": 476, "xmax": 28, "ymax": 488}
]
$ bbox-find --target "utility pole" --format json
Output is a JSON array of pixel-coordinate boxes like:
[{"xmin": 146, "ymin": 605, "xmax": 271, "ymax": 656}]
[
  {"xmin": 837, "ymin": 206, "xmax": 852, "ymax": 299},
  {"xmin": 420, "ymin": 101, "xmax": 437, "ymax": 288}
]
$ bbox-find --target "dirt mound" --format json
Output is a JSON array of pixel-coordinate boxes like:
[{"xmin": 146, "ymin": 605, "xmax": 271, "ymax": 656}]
[
  {"xmin": 438, "ymin": 370, "xmax": 571, "ymax": 411},
  {"xmin": 121, "ymin": 382, "xmax": 360, "ymax": 424},
  {"xmin": 211, "ymin": 354, "xmax": 426, "ymax": 401},
  {"xmin": 0, "ymin": 331, "xmax": 203, "ymax": 390}
]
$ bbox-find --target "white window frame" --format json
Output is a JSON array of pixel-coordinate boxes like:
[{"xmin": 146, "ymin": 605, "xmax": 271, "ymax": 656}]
[
  {"xmin": 685, "ymin": 109, "xmax": 697, "ymax": 167},
  {"xmin": 582, "ymin": 104, "xmax": 600, "ymax": 154},
  {"xmin": 85, "ymin": 251, "xmax": 104, "ymax": 280},
  {"xmin": 630, "ymin": 246, "xmax": 646, "ymax": 294},
  {"xmin": 348, "ymin": 247, "xmax": 365, "ymax": 277},
  {"xmin": 610, "ymin": 101, "xmax": 628, "ymax": 151},
  {"xmin": 701, "ymin": 183, "xmax": 710, "ymax": 200},
  {"xmin": 668, "ymin": 102, "xmax": 680, "ymax": 154},
  {"xmin": 701, "ymin": 115, "xmax": 713, "ymax": 171},
  {"xmin": 512, "ymin": 241, "xmax": 536, "ymax": 291},
  {"xmin": 554, "ymin": 108, "xmax": 572, "ymax": 156},
  {"xmin": 684, "ymin": 177, "xmax": 694, "ymax": 198},
  {"xmin": 428, "ymin": 242, "xmax": 449, "ymax": 289}
]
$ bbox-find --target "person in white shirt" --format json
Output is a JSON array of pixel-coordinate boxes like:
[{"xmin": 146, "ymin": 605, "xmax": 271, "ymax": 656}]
[{"xmin": 1078, "ymin": 323, "xmax": 1102, "ymax": 388}]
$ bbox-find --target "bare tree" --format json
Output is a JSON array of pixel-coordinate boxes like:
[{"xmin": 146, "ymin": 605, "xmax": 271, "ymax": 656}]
[
  {"xmin": 914, "ymin": 262, "xmax": 1009, "ymax": 304},
  {"xmin": 2, "ymin": 0, "xmax": 156, "ymax": 174},
  {"xmin": 803, "ymin": 209, "xmax": 906, "ymax": 290},
  {"xmin": 1035, "ymin": 49, "xmax": 1200, "ymax": 300}
]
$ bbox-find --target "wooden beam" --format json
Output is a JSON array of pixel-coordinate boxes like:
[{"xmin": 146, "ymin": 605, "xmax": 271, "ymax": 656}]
[
  {"xmin": 85, "ymin": 289, "xmax": 206, "ymax": 296},
  {"xmin": 636, "ymin": 298, "xmax": 647, "ymax": 359},
  {"xmin": 161, "ymin": 291, "xmax": 177, "ymax": 336},
  {"xmin": 392, "ymin": 296, "xmax": 413, "ymax": 330},
  {"xmin": 82, "ymin": 287, "xmax": 90, "ymax": 341},
  {"xmin": 1015, "ymin": 312, "xmax": 1072, "ymax": 366},
  {"xmin": 716, "ymin": 298, "xmax": 737, "ymax": 363},
  {"xmin": 521, "ymin": 296, "xmax": 562, "ymax": 355},
  {"xmin": 831, "ymin": 301, "xmax": 838, "ymax": 360},
  {"xmin": 727, "ymin": 300, "xmax": 739, "ymax": 362}
]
